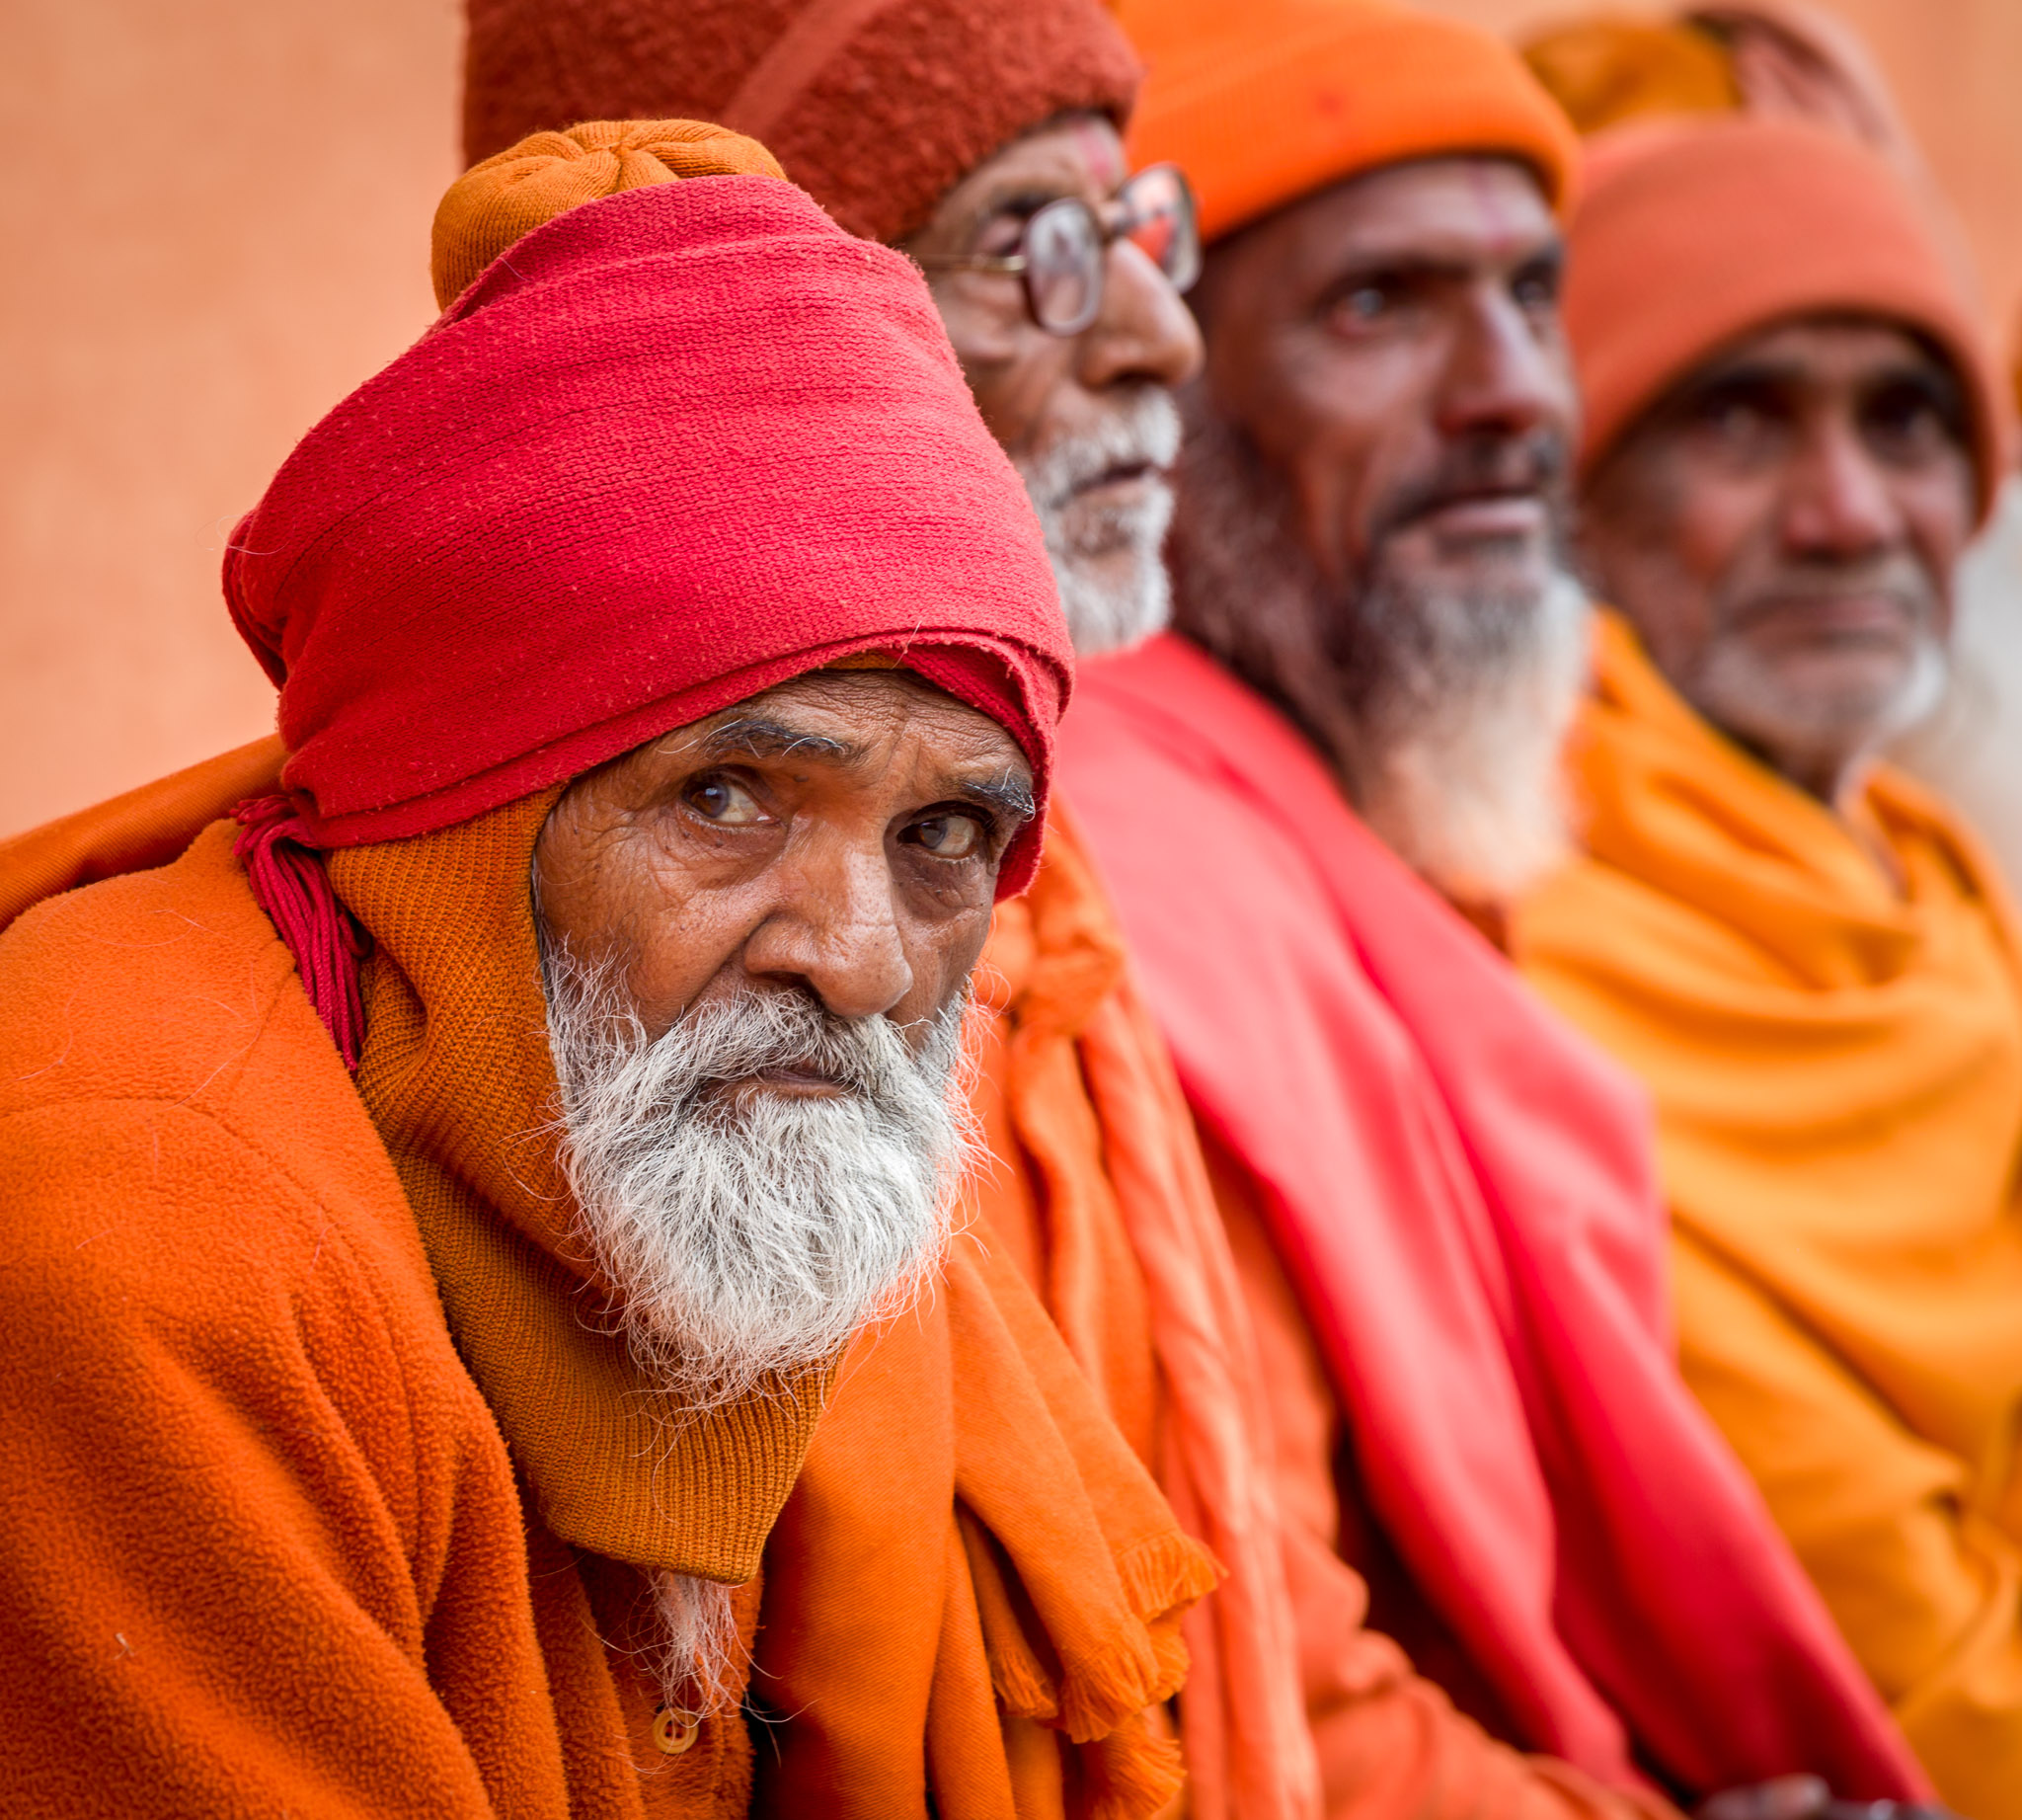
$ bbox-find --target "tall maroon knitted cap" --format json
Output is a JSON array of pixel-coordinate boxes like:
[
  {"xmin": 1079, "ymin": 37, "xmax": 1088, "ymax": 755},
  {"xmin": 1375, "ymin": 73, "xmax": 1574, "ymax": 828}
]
[{"xmin": 462, "ymin": 0, "xmax": 1144, "ymax": 244}]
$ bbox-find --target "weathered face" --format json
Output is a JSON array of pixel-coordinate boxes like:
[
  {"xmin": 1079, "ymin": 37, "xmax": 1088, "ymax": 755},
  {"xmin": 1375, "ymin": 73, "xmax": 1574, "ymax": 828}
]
[
  {"xmin": 530, "ymin": 668, "xmax": 1033, "ymax": 1414},
  {"xmin": 1580, "ymin": 315, "xmax": 1976, "ymax": 801},
  {"xmin": 1190, "ymin": 155, "xmax": 1575, "ymax": 605},
  {"xmin": 905, "ymin": 114, "xmax": 1203, "ymax": 654},
  {"xmin": 534, "ymin": 668, "xmax": 1033, "ymax": 1057}
]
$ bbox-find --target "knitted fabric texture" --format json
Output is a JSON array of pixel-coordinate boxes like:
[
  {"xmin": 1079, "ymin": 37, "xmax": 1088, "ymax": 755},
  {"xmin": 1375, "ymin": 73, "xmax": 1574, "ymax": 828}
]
[
  {"xmin": 1116, "ymin": 0, "xmax": 1581, "ymax": 245},
  {"xmin": 224, "ymin": 176, "xmax": 1070, "ymax": 896},
  {"xmin": 460, "ymin": 0, "xmax": 1142, "ymax": 245},
  {"xmin": 432, "ymin": 118, "xmax": 785, "ymax": 307},
  {"xmin": 1565, "ymin": 116, "xmax": 2010, "ymax": 519}
]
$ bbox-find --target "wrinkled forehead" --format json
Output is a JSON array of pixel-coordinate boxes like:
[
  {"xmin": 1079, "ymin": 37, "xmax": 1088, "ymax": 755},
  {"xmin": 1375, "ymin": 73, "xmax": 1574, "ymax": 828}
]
[
  {"xmin": 915, "ymin": 109, "xmax": 1128, "ymax": 246},
  {"xmin": 654, "ymin": 669, "xmax": 1034, "ymax": 783},
  {"xmin": 1203, "ymin": 153, "xmax": 1559, "ymax": 300}
]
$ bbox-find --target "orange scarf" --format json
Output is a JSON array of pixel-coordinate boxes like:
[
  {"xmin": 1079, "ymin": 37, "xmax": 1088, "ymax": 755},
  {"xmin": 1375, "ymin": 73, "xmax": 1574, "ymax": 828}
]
[
  {"xmin": 1516, "ymin": 612, "xmax": 2022, "ymax": 1816},
  {"xmin": 327, "ymin": 796, "xmax": 832, "ymax": 1583},
  {"xmin": 2, "ymin": 755, "xmax": 1224, "ymax": 1814},
  {"xmin": 965, "ymin": 809, "xmax": 1320, "ymax": 1820}
]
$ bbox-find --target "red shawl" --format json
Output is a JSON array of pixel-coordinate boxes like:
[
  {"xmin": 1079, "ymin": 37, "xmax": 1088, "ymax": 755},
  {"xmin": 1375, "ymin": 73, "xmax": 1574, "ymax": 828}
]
[{"xmin": 1055, "ymin": 633, "xmax": 1928, "ymax": 1801}]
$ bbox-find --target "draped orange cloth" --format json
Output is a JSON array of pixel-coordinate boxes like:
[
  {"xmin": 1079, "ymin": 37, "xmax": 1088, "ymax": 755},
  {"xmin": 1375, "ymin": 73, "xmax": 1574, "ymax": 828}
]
[
  {"xmin": 0, "ymin": 767, "xmax": 1217, "ymax": 1818},
  {"xmin": 1515, "ymin": 613, "xmax": 2022, "ymax": 1819},
  {"xmin": 914, "ymin": 810, "xmax": 1668, "ymax": 1820}
]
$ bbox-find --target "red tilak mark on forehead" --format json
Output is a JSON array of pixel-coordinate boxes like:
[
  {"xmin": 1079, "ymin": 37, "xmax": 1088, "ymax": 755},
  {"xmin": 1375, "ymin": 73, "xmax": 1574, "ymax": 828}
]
[
  {"xmin": 1071, "ymin": 117, "xmax": 1127, "ymax": 193},
  {"xmin": 1465, "ymin": 161, "xmax": 1525, "ymax": 261}
]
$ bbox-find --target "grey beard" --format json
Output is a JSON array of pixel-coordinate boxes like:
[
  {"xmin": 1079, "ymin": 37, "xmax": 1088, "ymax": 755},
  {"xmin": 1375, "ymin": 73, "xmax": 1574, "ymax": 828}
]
[
  {"xmin": 1016, "ymin": 386, "xmax": 1181, "ymax": 658},
  {"xmin": 1170, "ymin": 404, "xmax": 1590, "ymax": 900},
  {"xmin": 541, "ymin": 947, "xmax": 973, "ymax": 1413}
]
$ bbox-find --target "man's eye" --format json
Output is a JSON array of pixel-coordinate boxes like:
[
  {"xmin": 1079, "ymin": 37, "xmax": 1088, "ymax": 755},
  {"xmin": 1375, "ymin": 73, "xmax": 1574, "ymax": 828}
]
[
  {"xmin": 1512, "ymin": 266, "xmax": 1560, "ymax": 312},
  {"xmin": 684, "ymin": 775, "xmax": 765, "ymax": 825},
  {"xmin": 906, "ymin": 813, "xmax": 985, "ymax": 859},
  {"xmin": 1334, "ymin": 283, "xmax": 1390, "ymax": 325}
]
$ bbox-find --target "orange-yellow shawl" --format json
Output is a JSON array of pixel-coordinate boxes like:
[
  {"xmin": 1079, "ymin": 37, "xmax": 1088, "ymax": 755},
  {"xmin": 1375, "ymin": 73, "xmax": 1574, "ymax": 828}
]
[{"xmin": 1516, "ymin": 612, "xmax": 2022, "ymax": 1818}]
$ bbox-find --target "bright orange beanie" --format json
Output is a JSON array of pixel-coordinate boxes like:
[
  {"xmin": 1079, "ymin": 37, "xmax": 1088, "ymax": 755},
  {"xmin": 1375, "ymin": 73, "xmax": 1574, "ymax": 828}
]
[
  {"xmin": 1117, "ymin": 0, "xmax": 1581, "ymax": 244},
  {"xmin": 431, "ymin": 119, "xmax": 784, "ymax": 308},
  {"xmin": 1564, "ymin": 116, "xmax": 2009, "ymax": 520}
]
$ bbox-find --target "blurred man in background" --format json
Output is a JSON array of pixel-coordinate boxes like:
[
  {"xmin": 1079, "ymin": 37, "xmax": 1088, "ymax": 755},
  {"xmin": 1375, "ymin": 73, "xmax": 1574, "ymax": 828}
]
[
  {"xmin": 1514, "ymin": 113, "xmax": 2022, "ymax": 1820},
  {"xmin": 454, "ymin": 0, "xmax": 1928, "ymax": 1810},
  {"xmin": 1054, "ymin": 0, "xmax": 1928, "ymax": 1805}
]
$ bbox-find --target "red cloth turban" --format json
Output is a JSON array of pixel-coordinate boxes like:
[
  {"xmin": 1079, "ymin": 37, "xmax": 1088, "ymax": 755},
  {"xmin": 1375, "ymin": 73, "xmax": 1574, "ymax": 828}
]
[
  {"xmin": 225, "ymin": 175, "xmax": 1071, "ymax": 896},
  {"xmin": 1564, "ymin": 116, "xmax": 2010, "ymax": 520}
]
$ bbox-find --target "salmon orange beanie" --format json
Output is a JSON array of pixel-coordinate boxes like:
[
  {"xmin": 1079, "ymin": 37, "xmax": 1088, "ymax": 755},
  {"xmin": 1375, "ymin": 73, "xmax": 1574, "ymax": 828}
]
[
  {"xmin": 1564, "ymin": 117, "xmax": 2009, "ymax": 519},
  {"xmin": 431, "ymin": 118, "xmax": 783, "ymax": 307},
  {"xmin": 1117, "ymin": 0, "xmax": 1581, "ymax": 245},
  {"xmin": 460, "ymin": 0, "xmax": 1142, "ymax": 245}
]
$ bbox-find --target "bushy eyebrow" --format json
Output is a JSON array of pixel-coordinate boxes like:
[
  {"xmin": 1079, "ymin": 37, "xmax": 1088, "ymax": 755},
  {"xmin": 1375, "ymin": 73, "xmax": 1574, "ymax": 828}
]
[
  {"xmin": 699, "ymin": 716, "xmax": 859, "ymax": 765},
  {"xmin": 696, "ymin": 716, "xmax": 1036, "ymax": 826},
  {"xmin": 957, "ymin": 770, "xmax": 1038, "ymax": 826}
]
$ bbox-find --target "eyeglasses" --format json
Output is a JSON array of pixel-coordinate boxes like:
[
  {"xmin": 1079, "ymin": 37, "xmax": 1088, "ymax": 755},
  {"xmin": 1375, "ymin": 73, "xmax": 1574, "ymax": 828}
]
[{"xmin": 915, "ymin": 163, "xmax": 1201, "ymax": 338}]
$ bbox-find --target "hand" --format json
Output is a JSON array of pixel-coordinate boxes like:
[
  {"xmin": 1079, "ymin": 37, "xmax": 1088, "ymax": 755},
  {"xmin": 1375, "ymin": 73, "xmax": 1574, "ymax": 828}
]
[{"xmin": 1697, "ymin": 1780, "xmax": 1961, "ymax": 1820}]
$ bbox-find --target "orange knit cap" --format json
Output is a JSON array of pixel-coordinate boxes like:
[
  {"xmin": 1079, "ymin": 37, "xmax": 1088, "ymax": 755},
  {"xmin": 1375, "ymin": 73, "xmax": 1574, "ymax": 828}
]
[
  {"xmin": 1118, "ymin": 0, "xmax": 1581, "ymax": 245},
  {"xmin": 1565, "ymin": 117, "xmax": 2009, "ymax": 521},
  {"xmin": 432, "ymin": 119, "xmax": 783, "ymax": 309}
]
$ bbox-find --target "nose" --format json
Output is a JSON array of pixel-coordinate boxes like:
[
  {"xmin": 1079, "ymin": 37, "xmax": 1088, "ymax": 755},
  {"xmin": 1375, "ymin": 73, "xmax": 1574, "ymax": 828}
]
[
  {"xmin": 1076, "ymin": 236, "xmax": 1204, "ymax": 392},
  {"xmin": 1780, "ymin": 414, "xmax": 1901, "ymax": 559},
  {"xmin": 1435, "ymin": 282, "xmax": 1573, "ymax": 449},
  {"xmin": 739, "ymin": 835, "xmax": 913, "ymax": 1022}
]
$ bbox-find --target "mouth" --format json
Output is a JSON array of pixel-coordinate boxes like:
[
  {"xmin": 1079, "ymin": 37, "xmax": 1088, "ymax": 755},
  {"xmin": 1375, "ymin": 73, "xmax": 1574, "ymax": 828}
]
[
  {"xmin": 1064, "ymin": 459, "xmax": 1163, "ymax": 506},
  {"xmin": 708, "ymin": 1067, "xmax": 851, "ymax": 1106},
  {"xmin": 1406, "ymin": 488, "xmax": 1549, "ymax": 541},
  {"xmin": 1733, "ymin": 592, "xmax": 1923, "ymax": 643}
]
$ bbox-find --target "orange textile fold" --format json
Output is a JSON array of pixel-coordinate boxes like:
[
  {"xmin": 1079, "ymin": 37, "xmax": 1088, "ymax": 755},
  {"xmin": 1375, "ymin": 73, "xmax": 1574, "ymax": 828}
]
[
  {"xmin": 1515, "ymin": 613, "xmax": 2022, "ymax": 1818},
  {"xmin": 327, "ymin": 794, "xmax": 831, "ymax": 1585},
  {"xmin": 0, "ymin": 815, "xmax": 767, "ymax": 1815},
  {"xmin": 750, "ymin": 1227, "xmax": 1217, "ymax": 1820},
  {"xmin": 0, "ymin": 735, "xmax": 283, "ymax": 932},
  {"xmin": 971, "ymin": 809, "xmax": 1321, "ymax": 1820},
  {"xmin": 432, "ymin": 119, "xmax": 785, "ymax": 309}
]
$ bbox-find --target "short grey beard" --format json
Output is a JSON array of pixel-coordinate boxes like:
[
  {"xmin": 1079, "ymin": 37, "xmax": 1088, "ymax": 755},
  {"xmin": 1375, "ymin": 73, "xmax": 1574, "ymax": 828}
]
[
  {"xmin": 541, "ymin": 945, "xmax": 975, "ymax": 1413},
  {"xmin": 1170, "ymin": 403, "xmax": 1590, "ymax": 899},
  {"xmin": 1353, "ymin": 565, "xmax": 1591, "ymax": 899},
  {"xmin": 1685, "ymin": 620, "xmax": 1949, "ymax": 803},
  {"xmin": 1015, "ymin": 386, "xmax": 1181, "ymax": 658}
]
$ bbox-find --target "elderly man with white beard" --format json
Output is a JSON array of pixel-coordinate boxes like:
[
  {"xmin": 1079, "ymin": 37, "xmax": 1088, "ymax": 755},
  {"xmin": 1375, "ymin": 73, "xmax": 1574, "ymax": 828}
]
[
  {"xmin": 442, "ymin": 6, "xmax": 1941, "ymax": 1818},
  {"xmin": 0, "ymin": 130, "xmax": 1216, "ymax": 1820}
]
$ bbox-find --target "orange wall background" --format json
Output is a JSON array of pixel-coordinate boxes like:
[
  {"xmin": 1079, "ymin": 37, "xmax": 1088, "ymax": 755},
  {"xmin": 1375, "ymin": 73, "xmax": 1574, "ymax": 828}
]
[{"xmin": 3, "ymin": 0, "xmax": 2018, "ymax": 836}]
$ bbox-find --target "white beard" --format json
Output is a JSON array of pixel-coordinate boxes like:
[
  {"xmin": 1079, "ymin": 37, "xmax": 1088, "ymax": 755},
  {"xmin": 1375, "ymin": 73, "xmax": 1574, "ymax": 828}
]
[
  {"xmin": 1168, "ymin": 403, "xmax": 1590, "ymax": 902},
  {"xmin": 1352, "ymin": 566, "xmax": 1593, "ymax": 902},
  {"xmin": 541, "ymin": 952, "xmax": 975, "ymax": 1716},
  {"xmin": 543, "ymin": 954, "xmax": 972, "ymax": 1409},
  {"xmin": 1016, "ymin": 386, "xmax": 1181, "ymax": 658}
]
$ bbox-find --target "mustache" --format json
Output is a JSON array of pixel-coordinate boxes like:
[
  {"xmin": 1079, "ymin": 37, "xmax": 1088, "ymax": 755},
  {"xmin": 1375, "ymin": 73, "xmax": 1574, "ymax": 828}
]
[
  {"xmin": 1369, "ymin": 432, "xmax": 1568, "ymax": 545},
  {"xmin": 1021, "ymin": 386, "xmax": 1183, "ymax": 511},
  {"xmin": 554, "ymin": 981, "xmax": 954, "ymax": 1124}
]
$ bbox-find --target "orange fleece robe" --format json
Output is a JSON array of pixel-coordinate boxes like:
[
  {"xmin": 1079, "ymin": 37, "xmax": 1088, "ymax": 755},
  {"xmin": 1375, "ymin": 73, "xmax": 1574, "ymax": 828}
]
[
  {"xmin": 0, "ymin": 785, "xmax": 1212, "ymax": 1816},
  {"xmin": 1, "ymin": 754, "xmax": 1656, "ymax": 1819},
  {"xmin": 0, "ymin": 822, "xmax": 771, "ymax": 1815},
  {"xmin": 937, "ymin": 811, "xmax": 1670, "ymax": 1820},
  {"xmin": 1516, "ymin": 613, "xmax": 2022, "ymax": 1818}
]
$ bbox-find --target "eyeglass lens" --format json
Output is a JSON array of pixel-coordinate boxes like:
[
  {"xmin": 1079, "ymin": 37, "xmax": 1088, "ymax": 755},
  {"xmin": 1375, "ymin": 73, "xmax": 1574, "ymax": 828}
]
[{"xmin": 1019, "ymin": 165, "xmax": 1203, "ymax": 336}]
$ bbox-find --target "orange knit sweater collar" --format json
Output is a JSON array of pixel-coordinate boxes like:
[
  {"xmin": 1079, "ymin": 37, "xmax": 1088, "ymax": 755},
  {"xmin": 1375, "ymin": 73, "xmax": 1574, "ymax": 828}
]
[{"xmin": 327, "ymin": 791, "xmax": 829, "ymax": 1584}]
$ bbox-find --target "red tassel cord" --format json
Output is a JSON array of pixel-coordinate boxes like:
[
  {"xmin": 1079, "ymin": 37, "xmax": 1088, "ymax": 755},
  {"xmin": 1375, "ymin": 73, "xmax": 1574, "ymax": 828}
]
[{"xmin": 231, "ymin": 795, "xmax": 370, "ymax": 1070}]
